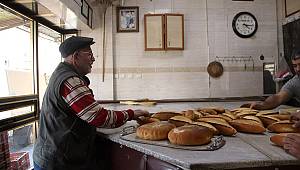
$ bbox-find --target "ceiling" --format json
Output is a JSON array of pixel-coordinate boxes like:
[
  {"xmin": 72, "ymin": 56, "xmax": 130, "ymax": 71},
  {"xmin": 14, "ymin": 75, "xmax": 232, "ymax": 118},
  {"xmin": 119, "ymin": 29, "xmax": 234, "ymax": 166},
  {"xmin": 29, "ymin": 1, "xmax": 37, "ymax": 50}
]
[{"xmin": 0, "ymin": 0, "xmax": 77, "ymax": 34}]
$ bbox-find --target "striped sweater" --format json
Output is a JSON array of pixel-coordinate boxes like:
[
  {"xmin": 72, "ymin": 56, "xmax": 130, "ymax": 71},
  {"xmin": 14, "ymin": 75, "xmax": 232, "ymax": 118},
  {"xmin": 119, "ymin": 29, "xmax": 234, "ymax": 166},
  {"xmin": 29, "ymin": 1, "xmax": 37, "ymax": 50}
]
[{"xmin": 60, "ymin": 76, "xmax": 134, "ymax": 128}]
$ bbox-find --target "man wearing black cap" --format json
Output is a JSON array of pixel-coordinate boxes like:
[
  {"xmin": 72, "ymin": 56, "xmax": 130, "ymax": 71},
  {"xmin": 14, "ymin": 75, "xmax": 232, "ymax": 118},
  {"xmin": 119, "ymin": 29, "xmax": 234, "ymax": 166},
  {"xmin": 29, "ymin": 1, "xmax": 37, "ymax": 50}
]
[{"xmin": 33, "ymin": 36, "xmax": 149, "ymax": 170}]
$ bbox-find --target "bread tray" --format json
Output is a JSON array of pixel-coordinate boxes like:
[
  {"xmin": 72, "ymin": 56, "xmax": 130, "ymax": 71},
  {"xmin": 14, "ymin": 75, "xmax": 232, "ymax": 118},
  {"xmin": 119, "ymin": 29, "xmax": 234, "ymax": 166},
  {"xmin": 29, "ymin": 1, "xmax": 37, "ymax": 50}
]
[{"xmin": 120, "ymin": 126, "xmax": 225, "ymax": 151}]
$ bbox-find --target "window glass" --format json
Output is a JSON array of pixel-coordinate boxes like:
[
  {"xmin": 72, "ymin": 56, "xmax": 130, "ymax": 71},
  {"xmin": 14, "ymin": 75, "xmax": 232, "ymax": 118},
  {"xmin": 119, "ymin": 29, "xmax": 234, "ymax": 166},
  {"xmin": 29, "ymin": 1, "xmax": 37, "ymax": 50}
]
[
  {"xmin": 0, "ymin": 6, "xmax": 34, "ymax": 97},
  {"xmin": 38, "ymin": 24, "xmax": 62, "ymax": 105},
  {"xmin": 0, "ymin": 106, "xmax": 33, "ymax": 121}
]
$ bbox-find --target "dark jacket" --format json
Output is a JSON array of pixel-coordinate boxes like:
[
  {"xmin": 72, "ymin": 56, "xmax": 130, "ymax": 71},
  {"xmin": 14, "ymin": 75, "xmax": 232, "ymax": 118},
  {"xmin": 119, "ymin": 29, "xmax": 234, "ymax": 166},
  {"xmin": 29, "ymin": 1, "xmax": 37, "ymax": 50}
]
[{"xmin": 33, "ymin": 62, "xmax": 98, "ymax": 170}]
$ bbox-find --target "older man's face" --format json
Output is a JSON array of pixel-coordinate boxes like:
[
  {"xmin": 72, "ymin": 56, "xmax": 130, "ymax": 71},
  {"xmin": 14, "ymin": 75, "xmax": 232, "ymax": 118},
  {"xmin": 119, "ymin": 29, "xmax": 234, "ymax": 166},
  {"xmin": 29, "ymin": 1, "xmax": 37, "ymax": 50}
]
[
  {"xmin": 292, "ymin": 57, "xmax": 300, "ymax": 76},
  {"xmin": 75, "ymin": 47, "xmax": 95, "ymax": 75}
]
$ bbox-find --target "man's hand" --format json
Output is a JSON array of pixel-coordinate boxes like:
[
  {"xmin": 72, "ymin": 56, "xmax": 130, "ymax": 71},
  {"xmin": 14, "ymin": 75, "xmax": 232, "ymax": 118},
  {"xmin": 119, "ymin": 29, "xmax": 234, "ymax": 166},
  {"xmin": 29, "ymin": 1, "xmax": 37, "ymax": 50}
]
[
  {"xmin": 290, "ymin": 111, "xmax": 300, "ymax": 128},
  {"xmin": 249, "ymin": 102, "xmax": 263, "ymax": 110},
  {"xmin": 283, "ymin": 133, "xmax": 300, "ymax": 159},
  {"xmin": 133, "ymin": 110, "xmax": 150, "ymax": 120},
  {"xmin": 240, "ymin": 102, "xmax": 264, "ymax": 110}
]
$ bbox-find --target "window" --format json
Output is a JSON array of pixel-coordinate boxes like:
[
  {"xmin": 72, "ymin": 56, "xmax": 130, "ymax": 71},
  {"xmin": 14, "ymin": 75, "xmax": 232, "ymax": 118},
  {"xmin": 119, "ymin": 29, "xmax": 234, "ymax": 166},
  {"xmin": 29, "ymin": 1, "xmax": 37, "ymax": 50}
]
[
  {"xmin": 0, "ymin": 7, "xmax": 34, "ymax": 97},
  {"xmin": 0, "ymin": 2, "xmax": 77, "ymax": 169},
  {"xmin": 38, "ymin": 24, "xmax": 62, "ymax": 105}
]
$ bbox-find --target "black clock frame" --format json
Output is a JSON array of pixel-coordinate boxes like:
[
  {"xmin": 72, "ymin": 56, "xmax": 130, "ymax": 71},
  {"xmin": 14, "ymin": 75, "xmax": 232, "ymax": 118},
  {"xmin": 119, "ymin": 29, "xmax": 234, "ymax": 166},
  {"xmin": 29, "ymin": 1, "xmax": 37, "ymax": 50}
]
[{"xmin": 232, "ymin": 12, "xmax": 258, "ymax": 38}]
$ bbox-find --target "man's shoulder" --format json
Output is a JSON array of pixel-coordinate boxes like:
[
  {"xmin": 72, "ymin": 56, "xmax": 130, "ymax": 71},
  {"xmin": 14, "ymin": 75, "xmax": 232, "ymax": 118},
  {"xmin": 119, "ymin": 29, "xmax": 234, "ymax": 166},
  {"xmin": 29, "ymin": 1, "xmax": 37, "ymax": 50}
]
[{"xmin": 288, "ymin": 75, "xmax": 300, "ymax": 83}]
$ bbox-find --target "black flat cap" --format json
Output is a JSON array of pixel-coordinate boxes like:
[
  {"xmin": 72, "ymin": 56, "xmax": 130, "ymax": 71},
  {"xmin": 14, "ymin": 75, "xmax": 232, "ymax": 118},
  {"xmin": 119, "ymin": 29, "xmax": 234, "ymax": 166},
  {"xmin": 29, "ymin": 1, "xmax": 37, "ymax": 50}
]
[{"xmin": 59, "ymin": 36, "xmax": 95, "ymax": 58}]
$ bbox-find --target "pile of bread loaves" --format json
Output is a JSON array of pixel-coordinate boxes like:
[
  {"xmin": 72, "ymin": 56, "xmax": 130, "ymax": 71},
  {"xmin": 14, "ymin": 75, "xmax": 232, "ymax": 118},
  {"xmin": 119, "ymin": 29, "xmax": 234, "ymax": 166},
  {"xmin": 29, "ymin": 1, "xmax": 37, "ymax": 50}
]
[{"xmin": 135, "ymin": 107, "xmax": 300, "ymax": 146}]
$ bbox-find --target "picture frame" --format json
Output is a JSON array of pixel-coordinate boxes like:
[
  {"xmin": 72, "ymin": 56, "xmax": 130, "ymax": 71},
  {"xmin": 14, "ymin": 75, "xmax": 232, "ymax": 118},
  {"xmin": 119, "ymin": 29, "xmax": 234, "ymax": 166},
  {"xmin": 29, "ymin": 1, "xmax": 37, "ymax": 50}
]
[
  {"xmin": 88, "ymin": 6, "xmax": 93, "ymax": 28},
  {"xmin": 81, "ymin": 0, "xmax": 89, "ymax": 19},
  {"xmin": 285, "ymin": 0, "xmax": 300, "ymax": 17},
  {"xmin": 116, "ymin": 6, "xmax": 139, "ymax": 32}
]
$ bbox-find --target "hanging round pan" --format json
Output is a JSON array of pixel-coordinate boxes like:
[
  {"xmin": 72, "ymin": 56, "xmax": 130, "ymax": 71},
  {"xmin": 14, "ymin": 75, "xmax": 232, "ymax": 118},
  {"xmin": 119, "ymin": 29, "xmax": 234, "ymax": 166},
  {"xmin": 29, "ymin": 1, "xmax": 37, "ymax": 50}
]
[{"xmin": 207, "ymin": 61, "xmax": 224, "ymax": 78}]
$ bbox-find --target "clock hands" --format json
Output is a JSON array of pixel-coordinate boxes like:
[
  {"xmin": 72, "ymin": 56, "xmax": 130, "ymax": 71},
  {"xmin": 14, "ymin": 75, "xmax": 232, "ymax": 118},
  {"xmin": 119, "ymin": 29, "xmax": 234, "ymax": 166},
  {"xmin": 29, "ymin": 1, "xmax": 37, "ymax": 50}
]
[{"xmin": 243, "ymin": 23, "xmax": 254, "ymax": 29}]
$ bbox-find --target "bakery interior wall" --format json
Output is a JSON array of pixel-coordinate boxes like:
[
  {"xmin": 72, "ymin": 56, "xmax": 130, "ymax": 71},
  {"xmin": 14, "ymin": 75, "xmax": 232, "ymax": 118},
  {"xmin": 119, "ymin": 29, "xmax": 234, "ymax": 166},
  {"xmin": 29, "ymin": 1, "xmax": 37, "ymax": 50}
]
[{"xmin": 79, "ymin": 0, "xmax": 283, "ymax": 100}]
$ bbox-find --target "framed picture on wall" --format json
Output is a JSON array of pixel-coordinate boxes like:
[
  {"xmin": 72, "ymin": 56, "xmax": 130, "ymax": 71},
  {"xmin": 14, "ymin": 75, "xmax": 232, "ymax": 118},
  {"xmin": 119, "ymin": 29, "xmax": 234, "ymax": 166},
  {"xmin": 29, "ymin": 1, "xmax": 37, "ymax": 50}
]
[
  {"xmin": 285, "ymin": 0, "xmax": 300, "ymax": 17},
  {"xmin": 116, "ymin": 6, "xmax": 139, "ymax": 32},
  {"xmin": 81, "ymin": 0, "xmax": 89, "ymax": 19},
  {"xmin": 88, "ymin": 7, "xmax": 93, "ymax": 28}
]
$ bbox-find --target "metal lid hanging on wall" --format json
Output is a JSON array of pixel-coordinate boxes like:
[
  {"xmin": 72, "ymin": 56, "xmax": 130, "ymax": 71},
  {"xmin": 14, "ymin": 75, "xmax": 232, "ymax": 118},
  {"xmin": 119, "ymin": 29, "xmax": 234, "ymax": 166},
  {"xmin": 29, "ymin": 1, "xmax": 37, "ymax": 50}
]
[{"xmin": 207, "ymin": 61, "xmax": 224, "ymax": 78}]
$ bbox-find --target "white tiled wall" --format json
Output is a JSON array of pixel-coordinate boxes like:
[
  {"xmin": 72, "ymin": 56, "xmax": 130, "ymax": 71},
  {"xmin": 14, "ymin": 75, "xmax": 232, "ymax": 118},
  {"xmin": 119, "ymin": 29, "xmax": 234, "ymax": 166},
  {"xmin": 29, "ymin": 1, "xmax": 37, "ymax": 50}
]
[{"xmin": 83, "ymin": 0, "xmax": 279, "ymax": 100}]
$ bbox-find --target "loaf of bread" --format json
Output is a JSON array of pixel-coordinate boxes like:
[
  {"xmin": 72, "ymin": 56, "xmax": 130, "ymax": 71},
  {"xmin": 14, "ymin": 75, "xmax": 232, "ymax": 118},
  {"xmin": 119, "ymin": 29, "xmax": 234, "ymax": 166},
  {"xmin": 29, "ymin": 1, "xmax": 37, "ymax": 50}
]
[
  {"xmin": 256, "ymin": 110, "xmax": 290, "ymax": 120},
  {"xmin": 231, "ymin": 108, "xmax": 258, "ymax": 113},
  {"xmin": 151, "ymin": 112, "xmax": 181, "ymax": 121},
  {"xmin": 235, "ymin": 111, "xmax": 257, "ymax": 118},
  {"xmin": 168, "ymin": 116, "xmax": 192, "ymax": 127},
  {"xmin": 270, "ymin": 133, "xmax": 289, "ymax": 146},
  {"xmin": 222, "ymin": 112, "xmax": 236, "ymax": 120},
  {"xmin": 257, "ymin": 115, "xmax": 280, "ymax": 127},
  {"xmin": 181, "ymin": 110, "xmax": 202, "ymax": 120},
  {"xmin": 136, "ymin": 116, "xmax": 160, "ymax": 125},
  {"xmin": 197, "ymin": 117, "xmax": 237, "ymax": 136},
  {"xmin": 270, "ymin": 133, "xmax": 300, "ymax": 147},
  {"xmin": 269, "ymin": 114, "xmax": 291, "ymax": 121},
  {"xmin": 190, "ymin": 121, "xmax": 219, "ymax": 135},
  {"xmin": 241, "ymin": 116, "xmax": 263, "ymax": 125},
  {"xmin": 136, "ymin": 122, "xmax": 176, "ymax": 140},
  {"xmin": 229, "ymin": 119, "xmax": 265, "ymax": 134},
  {"xmin": 256, "ymin": 110, "xmax": 278, "ymax": 116},
  {"xmin": 168, "ymin": 125, "xmax": 213, "ymax": 146},
  {"xmin": 267, "ymin": 120, "xmax": 300, "ymax": 133},
  {"xmin": 208, "ymin": 107, "xmax": 225, "ymax": 114},
  {"xmin": 197, "ymin": 108, "xmax": 218, "ymax": 115},
  {"xmin": 201, "ymin": 115, "xmax": 231, "ymax": 122}
]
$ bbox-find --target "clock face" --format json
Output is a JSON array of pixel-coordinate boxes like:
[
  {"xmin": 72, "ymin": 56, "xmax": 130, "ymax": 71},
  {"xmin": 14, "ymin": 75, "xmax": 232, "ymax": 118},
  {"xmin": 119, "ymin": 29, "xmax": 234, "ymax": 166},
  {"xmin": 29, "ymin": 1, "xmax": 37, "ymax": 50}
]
[{"xmin": 232, "ymin": 12, "xmax": 258, "ymax": 38}]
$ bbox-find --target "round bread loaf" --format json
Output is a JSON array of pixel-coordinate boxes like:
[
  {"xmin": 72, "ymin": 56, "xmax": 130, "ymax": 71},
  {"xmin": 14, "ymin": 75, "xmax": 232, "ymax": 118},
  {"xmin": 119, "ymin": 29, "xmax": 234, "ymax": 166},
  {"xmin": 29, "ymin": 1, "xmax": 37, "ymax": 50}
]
[
  {"xmin": 168, "ymin": 125, "xmax": 213, "ymax": 146},
  {"xmin": 136, "ymin": 122, "xmax": 176, "ymax": 140}
]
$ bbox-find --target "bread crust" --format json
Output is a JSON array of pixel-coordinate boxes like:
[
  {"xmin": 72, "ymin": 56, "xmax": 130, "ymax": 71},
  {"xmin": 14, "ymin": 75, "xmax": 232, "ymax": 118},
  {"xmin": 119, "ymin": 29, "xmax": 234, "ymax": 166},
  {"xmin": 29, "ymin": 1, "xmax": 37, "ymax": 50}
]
[
  {"xmin": 242, "ymin": 116, "xmax": 263, "ymax": 125},
  {"xmin": 190, "ymin": 121, "xmax": 219, "ymax": 135},
  {"xmin": 267, "ymin": 120, "xmax": 300, "ymax": 133},
  {"xmin": 257, "ymin": 115, "xmax": 280, "ymax": 127},
  {"xmin": 270, "ymin": 133, "xmax": 289, "ymax": 146},
  {"xmin": 136, "ymin": 122, "xmax": 176, "ymax": 140},
  {"xmin": 168, "ymin": 125, "xmax": 213, "ymax": 146},
  {"xmin": 270, "ymin": 133, "xmax": 300, "ymax": 147},
  {"xmin": 197, "ymin": 117, "xmax": 237, "ymax": 136},
  {"xmin": 229, "ymin": 119, "xmax": 265, "ymax": 134},
  {"xmin": 168, "ymin": 116, "xmax": 192, "ymax": 127},
  {"xmin": 151, "ymin": 112, "xmax": 181, "ymax": 121}
]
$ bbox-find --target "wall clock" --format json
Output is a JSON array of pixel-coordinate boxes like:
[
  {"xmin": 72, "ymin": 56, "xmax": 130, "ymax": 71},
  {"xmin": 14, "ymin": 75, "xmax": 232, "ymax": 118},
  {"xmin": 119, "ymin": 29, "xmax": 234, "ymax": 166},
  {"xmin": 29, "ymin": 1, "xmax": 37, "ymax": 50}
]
[{"xmin": 232, "ymin": 12, "xmax": 258, "ymax": 38}]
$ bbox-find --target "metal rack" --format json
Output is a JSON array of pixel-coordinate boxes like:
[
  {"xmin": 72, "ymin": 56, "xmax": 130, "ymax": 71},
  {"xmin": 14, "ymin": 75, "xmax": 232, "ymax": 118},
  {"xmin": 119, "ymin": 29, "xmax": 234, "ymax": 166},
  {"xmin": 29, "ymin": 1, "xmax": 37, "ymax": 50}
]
[
  {"xmin": 216, "ymin": 56, "xmax": 253, "ymax": 62},
  {"xmin": 215, "ymin": 56, "xmax": 255, "ymax": 71}
]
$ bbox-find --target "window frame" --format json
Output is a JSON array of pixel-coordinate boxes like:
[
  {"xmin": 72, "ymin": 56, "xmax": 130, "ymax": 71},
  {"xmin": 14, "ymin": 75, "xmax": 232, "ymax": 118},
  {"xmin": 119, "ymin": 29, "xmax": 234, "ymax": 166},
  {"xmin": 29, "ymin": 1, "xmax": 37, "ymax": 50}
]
[{"xmin": 0, "ymin": 2, "xmax": 77, "ymax": 133}]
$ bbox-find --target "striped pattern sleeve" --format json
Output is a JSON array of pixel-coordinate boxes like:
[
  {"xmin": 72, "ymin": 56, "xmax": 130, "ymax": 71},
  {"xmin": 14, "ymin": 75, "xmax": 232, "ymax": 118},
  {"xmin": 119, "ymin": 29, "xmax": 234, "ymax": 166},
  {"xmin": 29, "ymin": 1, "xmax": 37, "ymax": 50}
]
[{"xmin": 60, "ymin": 76, "xmax": 134, "ymax": 128}]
